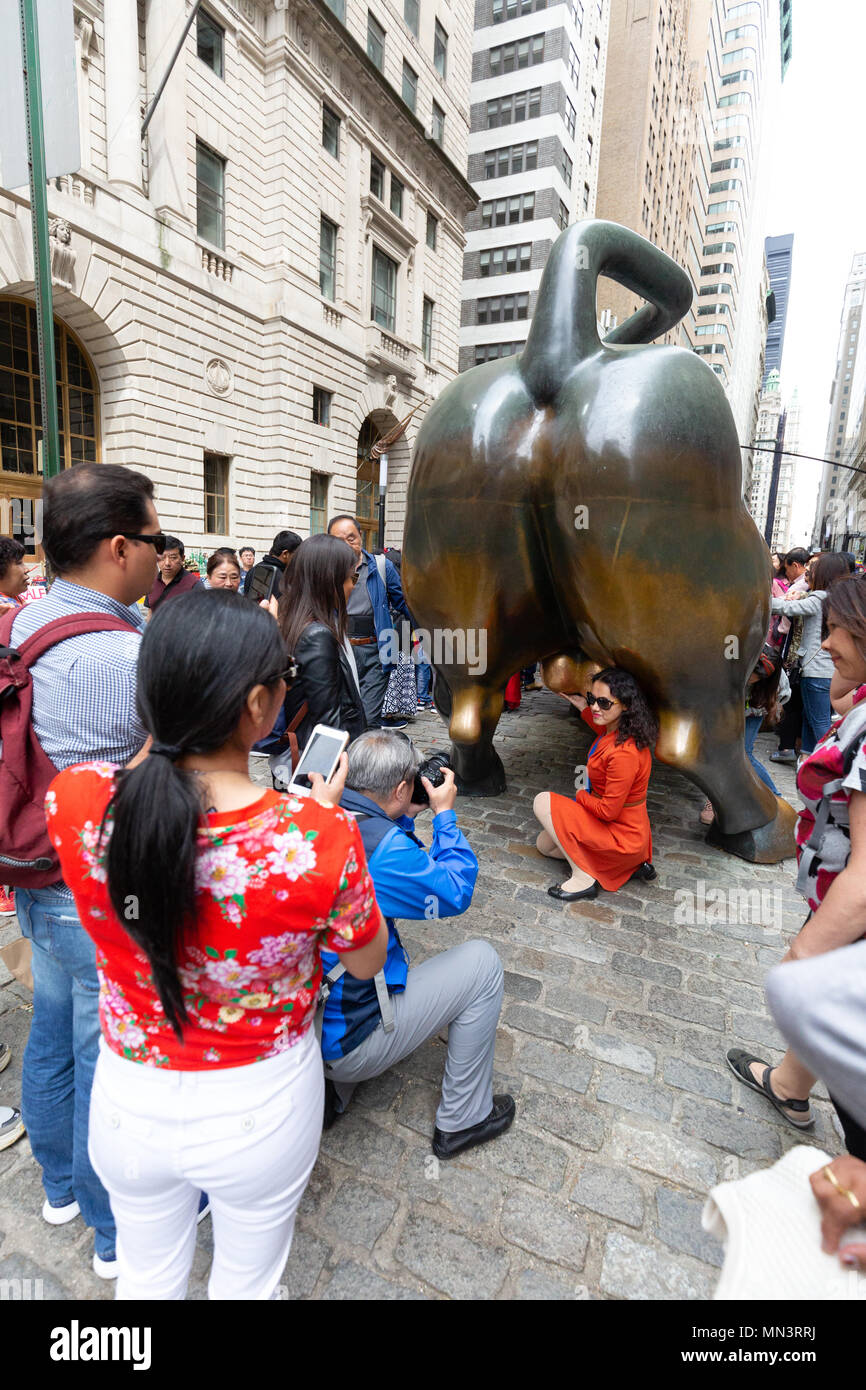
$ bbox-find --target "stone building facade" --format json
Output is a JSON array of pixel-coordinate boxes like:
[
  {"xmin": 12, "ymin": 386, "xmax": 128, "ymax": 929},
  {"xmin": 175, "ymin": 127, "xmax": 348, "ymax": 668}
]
[{"xmin": 0, "ymin": 0, "xmax": 476, "ymax": 561}]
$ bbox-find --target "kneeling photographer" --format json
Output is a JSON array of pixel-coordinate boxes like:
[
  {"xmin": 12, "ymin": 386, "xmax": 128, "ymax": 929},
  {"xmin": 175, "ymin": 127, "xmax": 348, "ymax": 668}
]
[{"xmin": 321, "ymin": 730, "xmax": 513, "ymax": 1159}]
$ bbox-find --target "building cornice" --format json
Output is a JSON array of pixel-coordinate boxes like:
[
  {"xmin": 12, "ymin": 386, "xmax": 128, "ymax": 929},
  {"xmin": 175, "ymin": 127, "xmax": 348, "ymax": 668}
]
[{"xmin": 293, "ymin": 0, "xmax": 477, "ymax": 214}]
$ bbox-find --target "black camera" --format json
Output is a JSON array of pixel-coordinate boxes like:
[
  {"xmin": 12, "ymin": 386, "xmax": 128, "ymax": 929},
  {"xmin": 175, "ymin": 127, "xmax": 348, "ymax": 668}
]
[{"xmin": 412, "ymin": 751, "xmax": 451, "ymax": 806}]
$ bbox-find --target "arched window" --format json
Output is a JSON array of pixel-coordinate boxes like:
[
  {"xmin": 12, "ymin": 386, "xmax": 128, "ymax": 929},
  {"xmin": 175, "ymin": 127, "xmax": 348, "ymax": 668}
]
[{"xmin": 0, "ymin": 298, "xmax": 99, "ymax": 478}]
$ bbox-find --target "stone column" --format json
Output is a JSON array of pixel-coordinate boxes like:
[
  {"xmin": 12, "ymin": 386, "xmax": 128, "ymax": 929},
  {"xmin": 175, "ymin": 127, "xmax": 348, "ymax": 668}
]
[
  {"xmin": 144, "ymin": 0, "xmax": 188, "ymax": 217},
  {"xmin": 104, "ymin": 0, "xmax": 142, "ymax": 189}
]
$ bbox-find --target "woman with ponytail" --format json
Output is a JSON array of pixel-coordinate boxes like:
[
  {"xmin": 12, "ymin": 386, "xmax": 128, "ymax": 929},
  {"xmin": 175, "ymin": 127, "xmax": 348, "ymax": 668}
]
[{"xmin": 44, "ymin": 588, "xmax": 387, "ymax": 1299}]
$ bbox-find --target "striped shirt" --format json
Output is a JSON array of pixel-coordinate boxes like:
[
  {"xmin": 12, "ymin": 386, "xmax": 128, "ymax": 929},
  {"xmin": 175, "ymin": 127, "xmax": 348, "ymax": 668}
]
[{"xmin": 11, "ymin": 579, "xmax": 146, "ymax": 895}]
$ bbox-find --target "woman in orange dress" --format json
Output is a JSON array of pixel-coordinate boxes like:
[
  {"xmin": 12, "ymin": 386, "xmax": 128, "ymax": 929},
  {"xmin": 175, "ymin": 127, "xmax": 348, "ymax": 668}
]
[{"xmin": 533, "ymin": 667, "xmax": 658, "ymax": 902}]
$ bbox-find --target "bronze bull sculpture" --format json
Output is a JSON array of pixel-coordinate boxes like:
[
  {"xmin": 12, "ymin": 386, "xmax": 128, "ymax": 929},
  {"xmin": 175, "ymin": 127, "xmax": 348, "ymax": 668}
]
[{"xmin": 402, "ymin": 220, "xmax": 796, "ymax": 863}]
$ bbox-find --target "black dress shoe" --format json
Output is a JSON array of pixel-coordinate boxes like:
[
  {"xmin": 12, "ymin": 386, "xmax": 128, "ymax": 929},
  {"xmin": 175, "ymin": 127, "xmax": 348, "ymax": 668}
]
[
  {"xmin": 629, "ymin": 861, "xmax": 657, "ymax": 882},
  {"xmin": 547, "ymin": 881, "xmax": 598, "ymax": 901},
  {"xmin": 431, "ymin": 1094, "xmax": 515, "ymax": 1160}
]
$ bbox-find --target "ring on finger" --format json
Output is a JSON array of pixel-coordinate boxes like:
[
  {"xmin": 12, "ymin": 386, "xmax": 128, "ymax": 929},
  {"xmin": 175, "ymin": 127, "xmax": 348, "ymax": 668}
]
[{"xmin": 823, "ymin": 1164, "xmax": 862, "ymax": 1209}]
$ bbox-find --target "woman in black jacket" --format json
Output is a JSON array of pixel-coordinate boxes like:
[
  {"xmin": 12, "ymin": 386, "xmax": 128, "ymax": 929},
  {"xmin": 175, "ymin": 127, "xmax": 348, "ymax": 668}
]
[{"xmin": 278, "ymin": 535, "xmax": 366, "ymax": 751}]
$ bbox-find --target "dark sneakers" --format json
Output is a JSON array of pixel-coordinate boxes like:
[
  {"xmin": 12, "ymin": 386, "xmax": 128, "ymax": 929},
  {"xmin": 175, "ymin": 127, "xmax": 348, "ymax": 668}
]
[{"xmin": 431, "ymin": 1094, "xmax": 516, "ymax": 1160}]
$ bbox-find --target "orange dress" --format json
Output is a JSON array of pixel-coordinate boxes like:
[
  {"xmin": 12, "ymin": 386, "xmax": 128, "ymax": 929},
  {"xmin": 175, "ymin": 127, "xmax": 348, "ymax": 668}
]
[{"xmin": 550, "ymin": 707, "xmax": 652, "ymax": 891}]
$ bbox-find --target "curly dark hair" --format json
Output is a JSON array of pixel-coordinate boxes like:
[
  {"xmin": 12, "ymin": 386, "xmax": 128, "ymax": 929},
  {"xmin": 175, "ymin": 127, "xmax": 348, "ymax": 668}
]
[
  {"xmin": 0, "ymin": 536, "xmax": 24, "ymax": 583},
  {"xmin": 591, "ymin": 667, "xmax": 658, "ymax": 751}
]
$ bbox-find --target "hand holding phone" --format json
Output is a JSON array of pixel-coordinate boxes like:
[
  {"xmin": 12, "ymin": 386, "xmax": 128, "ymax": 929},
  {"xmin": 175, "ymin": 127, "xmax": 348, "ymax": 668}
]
[
  {"xmin": 308, "ymin": 751, "xmax": 349, "ymax": 808},
  {"xmin": 287, "ymin": 724, "xmax": 350, "ymax": 798}
]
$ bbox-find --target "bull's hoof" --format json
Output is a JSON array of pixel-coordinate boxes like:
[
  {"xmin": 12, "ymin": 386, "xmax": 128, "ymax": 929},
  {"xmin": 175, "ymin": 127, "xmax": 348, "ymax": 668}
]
[
  {"xmin": 452, "ymin": 747, "xmax": 507, "ymax": 798},
  {"xmin": 705, "ymin": 796, "xmax": 797, "ymax": 864}
]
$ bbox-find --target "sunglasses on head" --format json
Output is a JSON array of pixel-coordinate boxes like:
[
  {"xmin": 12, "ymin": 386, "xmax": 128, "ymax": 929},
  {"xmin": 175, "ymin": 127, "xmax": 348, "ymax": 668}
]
[{"xmin": 586, "ymin": 691, "xmax": 618, "ymax": 711}]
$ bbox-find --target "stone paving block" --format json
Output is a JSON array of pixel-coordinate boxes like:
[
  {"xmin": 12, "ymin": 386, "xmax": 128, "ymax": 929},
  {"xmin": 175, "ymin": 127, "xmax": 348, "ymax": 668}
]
[
  {"xmin": 570, "ymin": 1161, "xmax": 644, "ymax": 1228},
  {"xmin": 504, "ymin": 1002, "xmax": 582, "ymax": 1043},
  {"xmin": 577, "ymin": 1031, "xmax": 655, "ymax": 1076},
  {"xmin": 0, "ymin": 1251, "xmax": 73, "ymax": 1301},
  {"xmin": 394, "ymin": 1213, "xmax": 510, "ymax": 1299},
  {"xmin": 504, "ymin": 971, "xmax": 543, "ymax": 1002},
  {"xmin": 647, "ymin": 985, "xmax": 727, "ymax": 1031},
  {"xmin": 402, "ymin": 1150, "xmax": 508, "ymax": 1226},
  {"xmin": 655, "ymin": 1187, "xmax": 724, "ymax": 1268},
  {"xmin": 319, "ymin": 1115, "xmax": 408, "ymax": 1179},
  {"xmin": 610, "ymin": 1009, "xmax": 678, "ymax": 1047},
  {"xmin": 600, "ymin": 1231, "xmax": 716, "ymax": 1301},
  {"xmin": 686, "ymin": 973, "xmax": 764, "ymax": 1012},
  {"xmin": 611, "ymin": 951, "xmax": 682, "ymax": 988},
  {"xmin": 320, "ymin": 1179, "xmax": 399, "ymax": 1249},
  {"xmin": 392, "ymin": 1037, "xmax": 448, "ymax": 1084},
  {"xmin": 679, "ymin": 1097, "xmax": 782, "ymax": 1161},
  {"xmin": 514, "ymin": 1265, "xmax": 585, "ymax": 1300},
  {"xmin": 610, "ymin": 1119, "xmax": 718, "ymax": 1192},
  {"xmin": 616, "ymin": 912, "xmax": 677, "ymax": 940},
  {"xmin": 595, "ymin": 1067, "xmax": 673, "ymax": 1121},
  {"xmin": 676, "ymin": 1026, "xmax": 729, "ymax": 1066},
  {"xmin": 589, "ymin": 924, "xmax": 649, "ymax": 952},
  {"xmin": 522, "ymin": 1089, "xmax": 606, "ymax": 1151},
  {"xmin": 663, "ymin": 1056, "xmax": 732, "ymax": 1104},
  {"xmin": 320, "ymin": 1260, "xmax": 429, "ymax": 1300},
  {"xmin": 298, "ymin": 1163, "xmax": 336, "ymax": 1218},
  {"xmin": 730, "ymin": 1010, "xmax": 785, "ymax": 1052},
  {"xmin": 353, "ymin": 1071, "xmax": 404, "ymax": 1113},
  {"xmin": 469, "ymin": 1123, "xmax": 571, "ymax": 1190},
  {"xmin": 543, "ymin": 981, "xmax": 619, "ymax": 1021},
  {"xmin": 500, "ymin": 1186, "xmax": 589, "ymax": 1270},
  {"xmin": 394, "ymin": 1081, "xmax": 440, "ymax": 1140},
  {"xmin": 281, "ymin": 1227, "xmax": 331, "ymax": 1300},
  {"xmin": 511, "ymin": 923, "xmax": 609, "ymax": 966},
  {"xmin": 516, "ymin": 1037, "xmax": 593, "ymax": 1094}
]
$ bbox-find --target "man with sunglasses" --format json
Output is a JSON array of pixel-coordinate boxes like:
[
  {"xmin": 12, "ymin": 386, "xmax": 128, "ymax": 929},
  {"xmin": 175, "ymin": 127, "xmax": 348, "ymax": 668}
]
[
  {"xmin": 144, "ymin": 534, "xmax": 203, "ymax": 612},
  {"xmin": 9, "ymin": 464, "xmax": 163, "ymax": 1284}
]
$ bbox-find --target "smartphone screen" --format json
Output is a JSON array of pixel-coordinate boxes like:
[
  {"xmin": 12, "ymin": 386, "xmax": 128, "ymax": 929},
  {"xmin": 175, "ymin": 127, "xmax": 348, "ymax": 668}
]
[
  {"xmin": 290, "ymin": 726, "xmax": 348, "ymax": 793},
  {"xmin": 246, "ymin": 563, "xmax": 277, "ymax": 603}
]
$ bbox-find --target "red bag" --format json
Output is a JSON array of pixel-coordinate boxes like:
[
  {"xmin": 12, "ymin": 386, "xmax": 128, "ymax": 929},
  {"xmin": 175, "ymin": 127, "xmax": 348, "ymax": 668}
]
[{"xmin": 0, "ymin": 607, "xmax": 139, "ymax": 888}]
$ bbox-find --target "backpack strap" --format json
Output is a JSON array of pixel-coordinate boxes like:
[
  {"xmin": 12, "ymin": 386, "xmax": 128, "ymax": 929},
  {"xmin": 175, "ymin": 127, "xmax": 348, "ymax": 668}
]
[
  {"xmin": 0, "ymin": 610, "xmax": 140, "ymax": 681},
  {"xmin": 795, "ymin": 701, "xmax": 866, "ymax": 898},
  {"xmin": 274, "ymin": 700, "xmax": 309, "ymax": 770}
]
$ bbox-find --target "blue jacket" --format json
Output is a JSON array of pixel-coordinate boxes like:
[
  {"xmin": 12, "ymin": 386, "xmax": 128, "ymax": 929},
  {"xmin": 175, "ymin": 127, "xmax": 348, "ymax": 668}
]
[
  {"xmin": 363, "ymin": 550, "xmax": 413, "ymax": 670},
  {"xmin": 319, "ymin": 786, "xmax": 479, "ymax": 1061}
]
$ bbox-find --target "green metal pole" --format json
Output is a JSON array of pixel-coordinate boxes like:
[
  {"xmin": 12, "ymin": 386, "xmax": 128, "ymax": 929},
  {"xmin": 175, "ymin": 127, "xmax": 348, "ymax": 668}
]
[{"xmin": 20, "ymin": 0, "xmax": 61, "ymax": 481}]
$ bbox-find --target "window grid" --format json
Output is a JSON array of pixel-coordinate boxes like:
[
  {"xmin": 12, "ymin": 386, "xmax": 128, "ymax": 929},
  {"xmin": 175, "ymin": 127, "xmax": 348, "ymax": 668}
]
[
  {"xmin": 434, "ymin": 21, "xmax": 448, "ymax": 78},
  {"xmin": 426, "ymin": 212, "xmax": 438, "ymax": 250},
  {"xmin": 485, "ymin": 89, "xmax": 541, "ymax": 128},
  {"xmin": 313, "ymin": 387, "xmax": 332, "ymax": 426},
  {"xmin": 319, "ymin": 215, "xmax": 337, "ymax": 300},
  {"xmin": 322, "ymin": 104, "xmax": 340, "ymax": 159},
  {"xmin": 0, "ymin": 299, "xmax": 99, "ymax": 477},
  {"xmin": 479, "ymin": 244, "xmax": 532, "ymax": 277},
  {"xmin": 204, "ymin": 452, "xmax": 229, "ymax": 535},
  {"xmin": 431, "ymin": 101, "xmax": 445, "ymax": 145},
  {"xmin": 367, "ymin": 12, "xmax": 385, "ymax": 70},
  {"xmin": 197, "ymin": 10, "xmax": 224, "ymax": 79},
  {"xmin": 404, "ymin": 0, "xmax": 419, "ymax": 35},
  {"xmin": 390, "ymin": 177, "xmax": 404, "ymax": 219},
  {"xmin": 195, "ymin": 141, "xmax": 225, "ymax": 249},
  {"xmin": 370, "ymin": 155, "xmax": 385, "ymax": 200},
  {"xmin": 483, "ymin": 141, "xmax": 538, "ymax": 178},
  {"xmin": 310, "ymin": 473, "xmax": 329, "ymax": 535},
  {"xmin": 371, "ymin": 246, "xmax": 398, "ymax": 331},
  {"xmin": 481, "ymin": 192, "xmax": 535, "ymax": 228},
  {"xmin": 475, "ymin": 341, "xmax": 525, "ymax": 364},
  {"xmin": 490, "ymin": 34, "xmax": 545, "ymax": 77},
  {"xmin": 477, "ymin": 292, "xmax": 529, "ymax": 324},
  {"xmin": 402, "ymin": 60, "xmax": 418, "ymax": 112},
  {"xmin": 422, "ymin": 297, "xmax": 434, "ymax": 360}
]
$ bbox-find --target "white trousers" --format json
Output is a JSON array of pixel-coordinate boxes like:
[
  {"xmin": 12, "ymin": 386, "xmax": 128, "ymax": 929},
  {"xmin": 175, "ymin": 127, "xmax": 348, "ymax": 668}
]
[{"xmin": 88, "ymin": 1030, "xmax": 323, "ymax": 1300}]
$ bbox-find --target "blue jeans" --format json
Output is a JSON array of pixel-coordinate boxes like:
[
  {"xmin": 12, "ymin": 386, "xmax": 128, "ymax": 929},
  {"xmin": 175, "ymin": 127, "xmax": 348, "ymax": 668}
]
[
  {"xmin": 16, "ymin": 886, "xmax": 116, "ymax": 1259},
  {"xmin": 415, "ymin": 654, "xmax": 432, "ymax": 702},
  {"xmin": 744, "ymin": 711, "xmax": 779, "ymax": 794},
  {"xmin": 800, "ymin": 677, "xmax": 832, "ymax": 755}
]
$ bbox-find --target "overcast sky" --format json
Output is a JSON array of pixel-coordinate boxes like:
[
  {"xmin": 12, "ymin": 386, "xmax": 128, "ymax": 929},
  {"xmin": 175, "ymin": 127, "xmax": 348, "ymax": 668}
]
[{"xmin": 766, "ymin": 0, "xmax": 866, "ymax": 542}]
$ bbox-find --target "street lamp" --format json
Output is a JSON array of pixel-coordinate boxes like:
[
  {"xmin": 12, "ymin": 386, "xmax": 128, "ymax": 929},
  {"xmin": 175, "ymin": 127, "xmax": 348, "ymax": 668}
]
[{"xmin": 377, "ymin": 451, "xmax": 388, "ymax": 551}]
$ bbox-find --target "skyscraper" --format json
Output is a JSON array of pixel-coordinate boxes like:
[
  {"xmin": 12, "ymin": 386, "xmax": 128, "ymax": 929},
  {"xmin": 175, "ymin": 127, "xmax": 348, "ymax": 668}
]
[
  {"xmin": 813, "ymin": 253, "xmax": 866, "ymax": 551},
  {"xmin": 459, "ymin": 0, "xmax": 610, "ymax": 372},
  {"xmin": 762, "ymin": 232, "xmax": 794, "ymax": 386}
]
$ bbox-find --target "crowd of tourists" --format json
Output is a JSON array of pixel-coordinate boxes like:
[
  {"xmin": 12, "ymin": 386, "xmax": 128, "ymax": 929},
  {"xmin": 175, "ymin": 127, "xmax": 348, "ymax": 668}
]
[{"xmin": 2, "ymin": 473, "xmax": 866, "ymax": 1297}]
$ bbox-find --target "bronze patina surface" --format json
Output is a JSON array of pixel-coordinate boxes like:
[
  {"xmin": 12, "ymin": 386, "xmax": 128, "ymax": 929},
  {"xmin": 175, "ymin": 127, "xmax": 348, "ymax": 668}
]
[{"xmin": 402, "ymin": 219, "xmax": 795, "ymax": 863}]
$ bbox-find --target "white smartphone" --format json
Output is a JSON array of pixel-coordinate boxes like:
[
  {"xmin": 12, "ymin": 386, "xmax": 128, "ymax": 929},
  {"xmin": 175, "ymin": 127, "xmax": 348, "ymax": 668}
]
[{"xmin": 287, "ymin": 724, "xmax": 349, "ymax": 797}]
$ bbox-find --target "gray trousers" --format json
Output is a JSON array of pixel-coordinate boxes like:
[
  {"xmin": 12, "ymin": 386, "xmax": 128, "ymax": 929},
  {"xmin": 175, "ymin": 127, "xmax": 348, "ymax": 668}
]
[
  {"xmin": 324, "ymin": 939, "xmax": 504, "ymax": 1133},
  {"xmin": 766, "ymin": 940, "xmax": 866, "ymax": 1132},
  {"xmin": 351, "ymin": 641, "xmax": 391, "ymax": 728}
]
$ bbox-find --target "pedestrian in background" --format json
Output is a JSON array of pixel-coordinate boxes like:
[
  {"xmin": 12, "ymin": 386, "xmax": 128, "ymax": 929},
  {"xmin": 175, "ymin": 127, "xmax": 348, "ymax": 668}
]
[
  {"xmin": 771, "ymin": 552, "xmax": 849, "ymax": 756},
  {"xmin": 206, "ymin": 548, "xmax": 241, "ymax": 591},
  {"xmin": 145, "ymin": 535, "xmax": 202, "ymax": 612}
]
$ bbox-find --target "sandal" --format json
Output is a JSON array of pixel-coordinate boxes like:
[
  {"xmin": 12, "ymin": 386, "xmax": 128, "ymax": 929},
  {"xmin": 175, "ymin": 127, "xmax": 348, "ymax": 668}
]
[{"xmin": 726, "ymin": 1048, "xmax": 814, "ymax": 1130}]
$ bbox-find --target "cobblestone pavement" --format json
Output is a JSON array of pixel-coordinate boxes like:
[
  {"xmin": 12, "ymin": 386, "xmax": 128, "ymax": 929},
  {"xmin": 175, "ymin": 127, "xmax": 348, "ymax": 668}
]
[{"xmin": 0, "ymin": 690, "xmax": 838, "ymax": 1300}]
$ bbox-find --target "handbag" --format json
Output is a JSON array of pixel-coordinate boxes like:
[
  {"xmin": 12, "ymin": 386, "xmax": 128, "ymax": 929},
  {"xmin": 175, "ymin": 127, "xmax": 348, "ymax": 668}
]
[
  {"xmin": 268, "ymin": 700, "xmax": 309, "ymax": 789},
  {"xmin": 382, "ymin": 652, "xmax": 418, "ymax": 720}
]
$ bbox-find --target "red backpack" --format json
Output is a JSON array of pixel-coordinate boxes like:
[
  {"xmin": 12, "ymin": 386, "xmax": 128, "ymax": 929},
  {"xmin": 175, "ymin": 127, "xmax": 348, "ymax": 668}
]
[{"xmin": 0, "ymin": 607, "xmax": 140, "ymax": 888}]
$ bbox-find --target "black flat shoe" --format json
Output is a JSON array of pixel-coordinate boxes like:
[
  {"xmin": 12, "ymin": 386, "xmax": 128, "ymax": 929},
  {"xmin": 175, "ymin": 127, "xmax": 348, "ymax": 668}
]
[
  {"xmin": 629, "ymin": 861, "xmax": 657, "ymax": 882},
  {"xmin": 323, "ymin": 1078, "xmax": 340, "ymax": 1131},
  {"xmin": 547, "ymin": 881, "xmax": 599, "ymax": 901},
  {"xmin": 432, "ymin": 1094, "xmax": 515, "ymax": 1159}
]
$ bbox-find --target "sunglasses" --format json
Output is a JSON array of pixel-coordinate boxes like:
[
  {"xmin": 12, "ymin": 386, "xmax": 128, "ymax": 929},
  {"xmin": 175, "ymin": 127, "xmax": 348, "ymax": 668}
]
[
  {"xmin": 109, "ymin": 531, "xmax": 169, "ymax": 555},
  {"xmin": 586, "ymin": 692, "xmax": 618, "ymax": 711}
]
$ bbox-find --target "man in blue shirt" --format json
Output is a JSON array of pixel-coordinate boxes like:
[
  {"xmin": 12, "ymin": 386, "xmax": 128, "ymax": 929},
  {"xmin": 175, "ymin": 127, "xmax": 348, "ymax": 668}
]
[
  {"xmin": 321, "ymin": 729, "xmax": 513, "ymax": 1159},
  {"xmin": 327, "ymin": 514, "xmax": 413, "ymax": 729}
]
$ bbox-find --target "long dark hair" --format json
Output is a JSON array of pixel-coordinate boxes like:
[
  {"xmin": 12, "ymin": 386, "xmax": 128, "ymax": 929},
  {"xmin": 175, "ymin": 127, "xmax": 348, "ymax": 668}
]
[
  {"xmin": 592, "ymin": 668, "xmax": 658, "ymax": 750},
  {"xmin": 279, "ymin": 534, "xmax": 356, "ymax": 654},
  {"xmin": 102, "ymin": 589, "xmax": 288, "ymax": 1038},
  {"xmin": 810, "ymin": 552, "xmax": 849, "ymax": 593},
  {"xmin": 749, "ymin": 661, "xmax": 783, "ymax": 723}
]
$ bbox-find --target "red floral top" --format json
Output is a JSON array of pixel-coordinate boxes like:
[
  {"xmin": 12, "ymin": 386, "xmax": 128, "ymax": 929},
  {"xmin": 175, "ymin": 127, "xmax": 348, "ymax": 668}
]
[
  {"xmin": 46, "ymin": 764, "xmax": 380, "ymax": 1070},
  {"xmin": 795, "ymin": 684, "xmax": 866, "ymax": 912}
]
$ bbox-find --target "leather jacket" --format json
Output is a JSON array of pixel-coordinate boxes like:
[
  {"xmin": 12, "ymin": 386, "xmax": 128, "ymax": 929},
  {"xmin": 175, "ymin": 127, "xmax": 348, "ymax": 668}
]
[{"xmin": 283, "ymin": 621, "xmax": 366, "ymax": 745}]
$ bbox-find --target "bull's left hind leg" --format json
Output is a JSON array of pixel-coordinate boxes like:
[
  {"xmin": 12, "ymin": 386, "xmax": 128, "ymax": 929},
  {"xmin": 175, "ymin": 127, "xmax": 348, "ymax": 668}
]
[{"xmin": 655, "ymin": 703, "xmax": 796, "ymax": 864}]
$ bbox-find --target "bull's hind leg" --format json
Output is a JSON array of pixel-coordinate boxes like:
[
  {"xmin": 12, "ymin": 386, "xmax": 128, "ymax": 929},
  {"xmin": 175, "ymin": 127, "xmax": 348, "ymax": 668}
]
[{"xmin": 655, "ymin": 703, "xmax": 796, "ymax": 864}]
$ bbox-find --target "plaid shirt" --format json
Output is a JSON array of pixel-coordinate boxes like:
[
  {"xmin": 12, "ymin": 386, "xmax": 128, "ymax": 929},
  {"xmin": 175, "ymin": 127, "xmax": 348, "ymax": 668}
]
[{"xmin": 11, "ymin": 579, "xmax": 146, "ymax": 895}]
